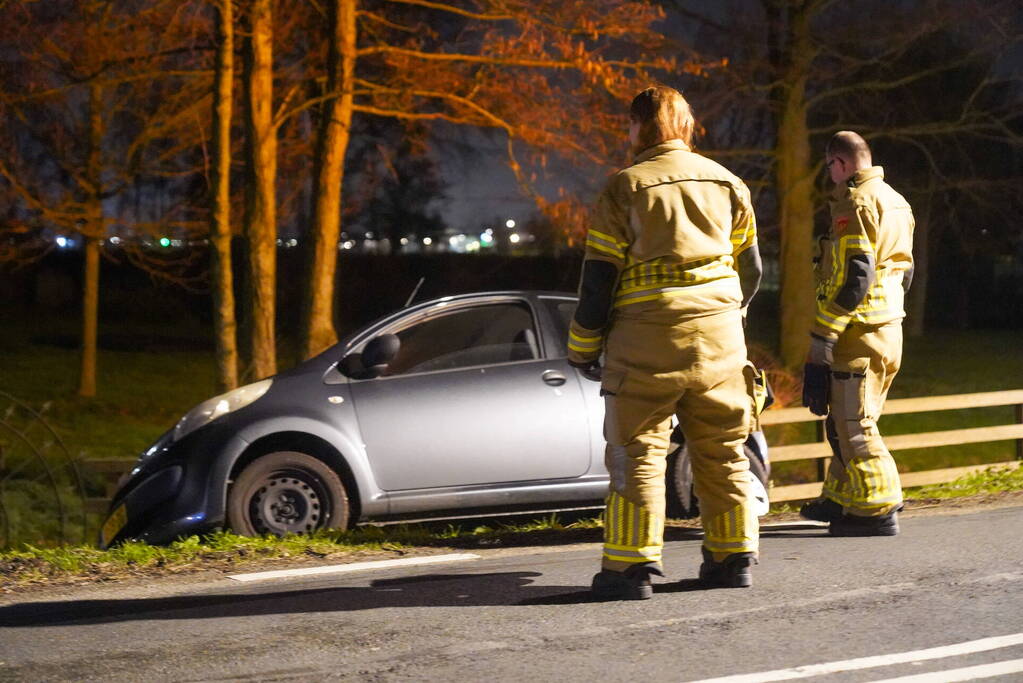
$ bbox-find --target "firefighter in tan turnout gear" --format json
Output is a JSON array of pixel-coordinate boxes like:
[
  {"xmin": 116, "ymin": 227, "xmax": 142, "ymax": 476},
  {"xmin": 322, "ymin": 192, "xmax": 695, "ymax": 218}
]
[
  {"xmin": 567, "ymin": 86, "xmax": 764, "ymax": 599},
  {"xmin": 801, "ymin": 131, "xmax": 915, "ymax": 536}
]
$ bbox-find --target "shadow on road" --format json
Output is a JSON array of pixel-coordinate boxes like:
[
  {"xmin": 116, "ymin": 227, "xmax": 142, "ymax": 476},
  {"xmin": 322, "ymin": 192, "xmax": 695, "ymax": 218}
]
[{"xmin": 0, "ymin": 571, "xmax": 598, "ymax": 626}]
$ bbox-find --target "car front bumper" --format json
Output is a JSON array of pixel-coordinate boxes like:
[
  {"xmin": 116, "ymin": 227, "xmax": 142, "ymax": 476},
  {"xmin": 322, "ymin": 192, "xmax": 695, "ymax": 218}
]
[{"xmin": 98, "ymin": 423, "xmax": 250, "ymax": 549}]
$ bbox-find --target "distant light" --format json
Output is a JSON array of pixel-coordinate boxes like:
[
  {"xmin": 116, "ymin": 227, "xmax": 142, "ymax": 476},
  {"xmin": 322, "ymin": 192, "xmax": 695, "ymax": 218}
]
[
  {"xmin": 366, "ymin": 232, "xmax": 374, "ymax": 239},
  {"xmin": 109, "ymin": 236, "xmax": 121, "ymax": 245},
  {"xmin": 506, "ymin": 219, "xmax": 516, "ymax": 228},
  {"xmin": 159, "ymin": 237, "xmax": 171, "ymax": 248},
  {"xmin": 341, "ymin": 240, "xmax": 355, "ymax": 250},
  {"xmin": 480, "ymin": 232, "xmax": 494, "ymax": 245},
  {"xmin": 423, "ymin": 237, "xmax": 433, "ymax": 246},
  {"xmin": 510, "ymin": 233, "xmax": 521, "ymax": 244},
  {"xmin": 56, "ymin": 236, "xmax": 68, "ymax": 248},
  {"xmin": 288, "ymin": 238, "xmax": 297, "ymax": 247},
  {"xmin": 484, "ymin": 228, "xmax": 493, "ymax": 236},
  {"xmin": 400, "ymin": 237, "xmax": 409, "ymax": 246}
]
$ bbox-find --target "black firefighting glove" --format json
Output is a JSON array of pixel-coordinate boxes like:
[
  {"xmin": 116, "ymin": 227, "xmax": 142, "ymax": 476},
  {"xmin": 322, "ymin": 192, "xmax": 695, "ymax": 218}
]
[
  {"xmin": 802, "ymin": 334, "xmax": 836, "ymax": 416},
  {"xmin": 568, "ymin": 358, "xmax": 602, "ymax": 382}
]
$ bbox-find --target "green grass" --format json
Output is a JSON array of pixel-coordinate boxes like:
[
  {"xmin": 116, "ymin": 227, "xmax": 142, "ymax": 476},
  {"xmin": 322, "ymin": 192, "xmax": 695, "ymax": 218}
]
[
  {"xmin": 905, "ymin": 463, "xmax": 1023, "ymax": 498},
  {"xmin": 0, "ymin": 515, "xmax": 603, "ymax": 587}
]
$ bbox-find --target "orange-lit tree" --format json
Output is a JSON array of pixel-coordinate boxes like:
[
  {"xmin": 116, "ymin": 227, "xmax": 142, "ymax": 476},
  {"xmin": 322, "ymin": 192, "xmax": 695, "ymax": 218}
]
[
  {"xmin": 0, "ymin": 0, "xmax": 210, "ymax": 396},
  {"xmin": 285, "ymin": 0, "xmax": 710, "ymax": 357}
]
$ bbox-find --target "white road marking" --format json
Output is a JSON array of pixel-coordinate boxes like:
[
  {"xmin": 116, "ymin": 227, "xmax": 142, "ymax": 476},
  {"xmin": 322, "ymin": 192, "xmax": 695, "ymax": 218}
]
[
  {"xmin": 227, "ymin": 553, "xmax": 481, "ymax": 582},
  {"xmin": 865, "ymin": 658, "xmax": 1023, "ymax": 683},
  {"xmin": 686, "ymin": 633, "xmax": 1023, "ymax": 683}
]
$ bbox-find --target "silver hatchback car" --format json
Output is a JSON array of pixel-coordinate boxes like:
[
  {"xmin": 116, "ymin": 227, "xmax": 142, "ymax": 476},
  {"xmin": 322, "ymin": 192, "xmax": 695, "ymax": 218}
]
[{"xmin": 100, "ymin": 291, "xmax": 769, "ymax": 548}]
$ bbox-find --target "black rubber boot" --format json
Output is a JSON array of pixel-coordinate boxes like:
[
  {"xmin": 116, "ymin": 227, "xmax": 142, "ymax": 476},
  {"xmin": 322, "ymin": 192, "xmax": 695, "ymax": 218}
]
[
  {"xmin": 698, "ymin": 548, "xmax": 757, "ymax": 588},
  {"xmin": 591, "ymin": 564, "xmax": 663, "ymax": 600},
  {"xmin": 799, "ymin": 497, "xmax": 844, "ymax": 523},
  {"xmin": 829, "ymin": 511, "xmax": 899, "ymax": 537}
]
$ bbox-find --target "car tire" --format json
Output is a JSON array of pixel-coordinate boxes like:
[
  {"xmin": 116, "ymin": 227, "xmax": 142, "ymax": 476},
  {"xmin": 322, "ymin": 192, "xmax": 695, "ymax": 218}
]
[
  {"xmin": 227, "ymin": 451, "xmax": 350, "ymax": 537},
  {"xmin": 666, "ymin": 439, "xmax": 770, "ymax": 520}
]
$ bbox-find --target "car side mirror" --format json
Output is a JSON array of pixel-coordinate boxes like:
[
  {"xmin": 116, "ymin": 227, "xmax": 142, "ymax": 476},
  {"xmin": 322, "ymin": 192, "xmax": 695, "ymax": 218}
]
[{"xmin": 340, "ymin": 334, "xmax": 400, "ymax": 379}]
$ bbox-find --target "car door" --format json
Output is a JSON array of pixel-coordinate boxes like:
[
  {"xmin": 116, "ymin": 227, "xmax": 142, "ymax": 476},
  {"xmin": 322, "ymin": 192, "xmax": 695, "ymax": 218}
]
[
  {"xmin": 537, "ymin": 295, "xmax": 608, "ymax": 476},
  {"xmin": 349, "ymin": 298, "xmax": 592, "ymax": 491}
]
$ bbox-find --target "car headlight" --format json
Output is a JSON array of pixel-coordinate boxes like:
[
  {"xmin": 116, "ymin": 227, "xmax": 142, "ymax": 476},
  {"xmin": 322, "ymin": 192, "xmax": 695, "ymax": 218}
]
[{"xmin": 172, "ymin": 379, "xmax": 273, "ymax": 443}]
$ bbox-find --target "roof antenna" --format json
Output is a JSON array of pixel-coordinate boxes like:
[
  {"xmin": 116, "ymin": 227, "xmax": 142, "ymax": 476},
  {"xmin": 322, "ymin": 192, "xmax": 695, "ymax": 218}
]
[{"xmin": 404, "ymin": 277, "xmax": 425, "ymax": 307}]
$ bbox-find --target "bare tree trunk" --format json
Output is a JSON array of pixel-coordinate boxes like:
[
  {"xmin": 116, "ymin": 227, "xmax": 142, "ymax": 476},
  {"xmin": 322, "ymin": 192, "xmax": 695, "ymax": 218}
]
[
  {"xmin": 211, "ymin": 0, "xmax": 239, "ymax": 391},
  {"xmin": 243, "ymin": 0, "xmax": 277, "ymax": 379},
  {"xmin": 78, "ymin": 82, "xmax": 103, "ymax": 398},
  {"xmin": 906, "ymin": 185, "xmax": 931, "ymax": 337},
  {"xmin": 301, "ymin": 0, "xmax": 356, "ymax": 359},
  {"xmin": 774, "ymin": 4, "xmax": 817, "ymax": 369}
]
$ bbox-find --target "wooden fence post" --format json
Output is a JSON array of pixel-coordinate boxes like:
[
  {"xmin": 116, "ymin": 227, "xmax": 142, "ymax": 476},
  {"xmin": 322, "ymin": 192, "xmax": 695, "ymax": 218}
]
[{"xmin": 1016, "ymin": 403, "xmax": 1023, "ymax": 461}]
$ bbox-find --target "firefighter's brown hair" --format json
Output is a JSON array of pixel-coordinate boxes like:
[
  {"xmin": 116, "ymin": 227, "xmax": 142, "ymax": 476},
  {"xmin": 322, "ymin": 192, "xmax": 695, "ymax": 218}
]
[
  {"xmin": 629, "ymin": 85, "xmax": 695, "ymax": 152},
  {"xmin": 827, "ymin": 131, "xmax": 872, "ymax": 165}
]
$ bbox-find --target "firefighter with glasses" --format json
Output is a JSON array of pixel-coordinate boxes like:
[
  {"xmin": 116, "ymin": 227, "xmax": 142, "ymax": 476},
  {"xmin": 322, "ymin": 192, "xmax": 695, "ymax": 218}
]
[
  {"xmin": 568, "ymin": 85, "xmax": 764, "ymax": 599},
  {"xmin": 801, "ymin": 131, "xmax": 915, "ymax": 536}
]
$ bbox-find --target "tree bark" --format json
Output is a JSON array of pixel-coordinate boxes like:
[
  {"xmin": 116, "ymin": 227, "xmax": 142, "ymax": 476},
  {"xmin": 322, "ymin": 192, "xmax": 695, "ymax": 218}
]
[
  {"xmin": 78, "ymin": 82, "xmax": 103, "ymax": 398},
  {"xmin": 773, "ymin": 3, "xmax": 817, "ymax": 369},
  {"xmin": 906, "ymin": 185, "xmax": 931, "ymax": 337},
  {"xmin": 301, "ymin": 0, "xmax": 357, "ymax": 359},
  {"xmin": 243, "ymin": 0, "xmax": 277, "ymax": 379},
  {"xmin": 211, "ymin": 0, "xmax": 239, "ymax": 391}
]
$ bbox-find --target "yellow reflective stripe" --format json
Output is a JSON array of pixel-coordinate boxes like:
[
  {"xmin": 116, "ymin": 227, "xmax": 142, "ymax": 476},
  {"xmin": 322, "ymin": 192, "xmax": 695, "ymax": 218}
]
[
  {"xmin": 732, "ymin": 240, "xmax": 755, "ymax": 256},
  {"xmin": 838, "ymin": 235, "xmax": 872, "ymax": 250},
  {"xmin": 815, "ymin": 309, "xmax": 848, "ymax": 332},
  {"xmin": 731, "ymin": 214, "xmax": 756, "ymax": 247},
  {"xmin": 588, "ymin": 228, "xmax": 628, "ymax": 249},
  {"xmin": 616, "ymin": 495, "xmax": 625, "ymax": 546},
  {"xmin": 614, "ymin": 284, "xmax": 723, "ymax": 307},
  {"xmin": 569, "ymin": 330, "xmax": 601, "ymax": 343},
  {"xmin": 602, "ymin": 543, "xmax": 663, "ymax": 553},
  {"xmin": 586, "ymin": 240, "xmax": 625, "ymax": 259},
  {"xmin": 602, "ymin": 552, "xmax": 663, "ymax": 563},
  {"xmin": 568, "ymin": 342, "xmax": 598, "ymax": 354}
]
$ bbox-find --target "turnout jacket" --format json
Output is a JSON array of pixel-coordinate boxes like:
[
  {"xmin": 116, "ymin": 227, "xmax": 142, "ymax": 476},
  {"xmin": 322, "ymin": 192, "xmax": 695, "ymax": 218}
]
[
  {"xmin": 567, "ymin": 139, "xmax": 761, "ymax": 364},
  {"xmin": 812, "ymin": 166, "xmax": 915, "ymax": 340}
]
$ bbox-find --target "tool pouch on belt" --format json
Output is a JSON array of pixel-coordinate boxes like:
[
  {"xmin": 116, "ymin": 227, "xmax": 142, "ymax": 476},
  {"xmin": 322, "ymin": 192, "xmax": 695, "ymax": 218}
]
[{"xmin": 743, "ymin": 362, "xmax": 773, "ymax": 431}]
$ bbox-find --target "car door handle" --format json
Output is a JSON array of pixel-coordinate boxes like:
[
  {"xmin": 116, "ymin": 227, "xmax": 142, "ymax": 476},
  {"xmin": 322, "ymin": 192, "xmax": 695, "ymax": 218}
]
[{"xmin": 541, "ymin": 369, "xmax": 567, "ymax": 386}]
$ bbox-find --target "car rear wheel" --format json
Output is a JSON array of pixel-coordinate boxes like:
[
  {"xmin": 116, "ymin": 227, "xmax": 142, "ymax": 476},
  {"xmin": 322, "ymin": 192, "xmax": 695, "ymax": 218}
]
[
  {"xmin": 666, "ymin": 440, "xmax": 769, "ymax": 519},
  {"xmin": 227, "ymin": 451, "xmax": 349, "ymax": 537}
]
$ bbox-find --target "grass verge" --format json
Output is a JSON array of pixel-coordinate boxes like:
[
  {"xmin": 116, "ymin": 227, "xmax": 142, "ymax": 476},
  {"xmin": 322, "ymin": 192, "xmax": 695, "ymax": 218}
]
[
  {"xmin": 0, "ymin": 514, "xmax": 604, "ymax": 593},
  {"xmin": 4, "ymin": 464, "xmax": 1022, "ymax": 594},
  {"xmin": 904, "ymin": 462, "xmax": 1023, "ymax": 498}
]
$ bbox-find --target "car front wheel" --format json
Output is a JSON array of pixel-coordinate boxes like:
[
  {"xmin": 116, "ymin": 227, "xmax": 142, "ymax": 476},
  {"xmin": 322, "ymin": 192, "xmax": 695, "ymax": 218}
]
[
  {"xmin": 666, "ymin": 440, "xmax": 770, "ymax": 519},
  {"xmin": 227, "ymin": 451, "xmax": 350, "ymax": 537}
]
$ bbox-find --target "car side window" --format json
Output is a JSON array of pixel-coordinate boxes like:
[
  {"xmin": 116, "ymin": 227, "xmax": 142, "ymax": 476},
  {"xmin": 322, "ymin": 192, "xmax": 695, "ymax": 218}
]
[
  {"xmin": 384, "ymin": 303, "xmax": 539, "ymax": 376},
  {"xmin": 540, "ymin": 297, "xmax": 575, "ymax": 356}
]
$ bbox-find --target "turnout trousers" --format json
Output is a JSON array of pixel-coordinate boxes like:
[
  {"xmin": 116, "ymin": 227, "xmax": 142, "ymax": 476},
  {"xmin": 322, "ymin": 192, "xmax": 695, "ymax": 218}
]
[
  {"xmin": 599, "ymin": 307, "xmax": 758, "ymax": 572},
  {"xmin": 821, "ymin": 321, "xmax": 904, "ymax": 516}
]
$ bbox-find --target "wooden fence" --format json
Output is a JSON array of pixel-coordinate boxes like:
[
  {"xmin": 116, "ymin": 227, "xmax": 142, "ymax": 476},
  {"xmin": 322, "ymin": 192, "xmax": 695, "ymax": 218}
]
[
  {"xmin": 761, "ymin": 389, "xmax": 1023, "ymax": 503},
  {"xmin": 83, "ymin": 389, "xmax": 1023, "ymax": 514}
]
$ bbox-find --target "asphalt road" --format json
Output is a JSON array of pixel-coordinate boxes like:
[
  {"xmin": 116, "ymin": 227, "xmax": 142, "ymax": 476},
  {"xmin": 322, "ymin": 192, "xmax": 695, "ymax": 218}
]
[{"xmin": 2, "ymin": 505, "xmax": 1022, "ymax": 682}]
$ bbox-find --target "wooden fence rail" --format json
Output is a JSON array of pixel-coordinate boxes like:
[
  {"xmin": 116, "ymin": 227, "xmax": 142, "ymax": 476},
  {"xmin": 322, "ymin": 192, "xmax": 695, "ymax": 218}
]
[
  {"xmin": 82, "ymin": 389, "xmax": 1023, "ymax": 514},
  {"xmin": 760, "ymin": 389, "xmax": 1023, "ymax": 503}
]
